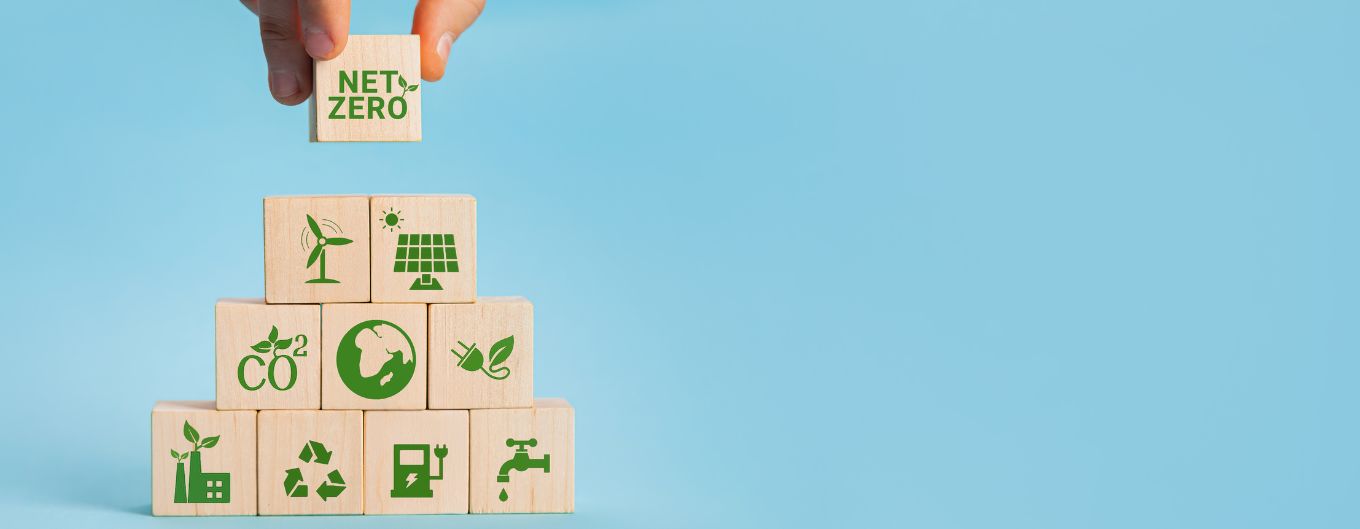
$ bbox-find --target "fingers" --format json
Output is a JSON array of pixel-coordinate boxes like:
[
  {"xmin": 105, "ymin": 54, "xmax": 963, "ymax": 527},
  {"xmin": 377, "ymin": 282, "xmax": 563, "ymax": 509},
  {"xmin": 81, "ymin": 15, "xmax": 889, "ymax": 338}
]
[
  {"xmin": 297, "ymin": 0, "xmax": 350, "ymax": 60},
  {"xmin": 257, "ymin": 0, "xmax": 312, "ymax": 105},
  {"xmin": 411, "ymin": 0, "xmax": 486, "ymax": 81},
  {"xmin": 239, "ymin": 0, "xmax": 259, "ymax": 15}
]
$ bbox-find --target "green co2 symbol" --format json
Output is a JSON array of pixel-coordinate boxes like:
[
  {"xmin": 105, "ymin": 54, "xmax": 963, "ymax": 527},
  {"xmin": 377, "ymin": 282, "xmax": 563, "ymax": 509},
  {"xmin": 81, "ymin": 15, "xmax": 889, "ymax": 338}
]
[{"xmin": 238, "ymin": 326, "xmax": 309, "ymax": 392}]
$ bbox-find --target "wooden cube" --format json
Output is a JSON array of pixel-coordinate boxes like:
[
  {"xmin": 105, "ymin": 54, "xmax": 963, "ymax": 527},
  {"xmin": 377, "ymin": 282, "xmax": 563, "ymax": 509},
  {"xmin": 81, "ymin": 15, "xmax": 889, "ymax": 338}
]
[
  {"xmin": 215, "ymin": 299, "xmax": 321, "ymax": 410},
  {"xmin": 363, "ymin": 411, "xmax": 470, "ymax": 514},
  {"xmin": 310, "ymin": 35, "xmax": 421, "ymax": 142},
  {"xmin": 429, "ymin": 297, "xmax": 534, "ymax": 409},
  {"xmin": 264, "ymin": 196, "xmax": 371, "ymax": 303},
  {"xmin": 151, "ymin": 401, "xmax": 256, "ymax": 516},
  {"xmin": 257, "ymin": 410, "xmax": 364, "ymax": 515},
  {"xmin": 370, "ymin": 195, "xmax": 476, "ymax": 303},
  {"xmin": 470, "ymin": 398, "xmax": 574, "ymax": 513},
  {"xmin": 321, "ymin": 303, "xmax": 428, "ymax": 410}
]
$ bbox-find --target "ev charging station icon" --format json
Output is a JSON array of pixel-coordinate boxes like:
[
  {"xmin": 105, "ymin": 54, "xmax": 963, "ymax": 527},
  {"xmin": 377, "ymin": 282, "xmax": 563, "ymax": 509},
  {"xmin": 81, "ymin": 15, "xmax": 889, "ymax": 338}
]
[{"xmin": 390, "ymin": 444, "xmax": 448, "ymax": 498}]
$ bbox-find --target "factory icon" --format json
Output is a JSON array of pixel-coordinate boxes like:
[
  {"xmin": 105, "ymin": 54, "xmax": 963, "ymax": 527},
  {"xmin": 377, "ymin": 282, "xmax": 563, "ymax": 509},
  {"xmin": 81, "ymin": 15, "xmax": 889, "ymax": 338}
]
[{"xmin": 170, "ymin": 421, "xmax": 231, "ymax": 504}]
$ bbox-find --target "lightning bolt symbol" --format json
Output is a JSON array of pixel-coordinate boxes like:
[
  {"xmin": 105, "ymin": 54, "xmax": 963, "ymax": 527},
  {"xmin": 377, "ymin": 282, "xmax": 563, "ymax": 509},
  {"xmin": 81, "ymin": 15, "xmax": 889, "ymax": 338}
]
[{"xmin": 405, "ymin": 472, "xmax": 418, "ymax": 488}]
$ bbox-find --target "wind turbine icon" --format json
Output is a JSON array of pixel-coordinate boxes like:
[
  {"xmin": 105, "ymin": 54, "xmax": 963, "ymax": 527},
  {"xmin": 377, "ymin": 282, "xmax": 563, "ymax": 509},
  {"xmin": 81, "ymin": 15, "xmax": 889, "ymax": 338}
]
[{"xmin": 304, "ymin": 214, "xmax": 353, "ymax": 284}]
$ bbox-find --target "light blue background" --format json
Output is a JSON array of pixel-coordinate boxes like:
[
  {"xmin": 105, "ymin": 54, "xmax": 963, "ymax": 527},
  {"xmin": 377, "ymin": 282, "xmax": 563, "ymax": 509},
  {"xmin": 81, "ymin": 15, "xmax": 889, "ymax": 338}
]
[{"xmin": 1, "ymin": 0, "xmax": 1356, "ymax": 527}]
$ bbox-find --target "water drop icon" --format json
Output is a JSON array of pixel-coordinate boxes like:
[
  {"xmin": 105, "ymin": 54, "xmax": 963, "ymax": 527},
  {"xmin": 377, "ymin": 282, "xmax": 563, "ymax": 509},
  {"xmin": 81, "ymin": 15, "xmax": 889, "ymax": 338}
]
[{"xmin": 499, "ymin": 488, "xmax": 509, "ymax": 502}]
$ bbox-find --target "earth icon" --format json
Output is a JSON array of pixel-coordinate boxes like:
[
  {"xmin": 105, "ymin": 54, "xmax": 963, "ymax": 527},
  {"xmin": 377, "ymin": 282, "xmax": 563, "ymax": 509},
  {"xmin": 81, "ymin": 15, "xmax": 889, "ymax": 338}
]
[{"xmin": 335, "ymin": 319, "xmax": 416, "ymax": 399}]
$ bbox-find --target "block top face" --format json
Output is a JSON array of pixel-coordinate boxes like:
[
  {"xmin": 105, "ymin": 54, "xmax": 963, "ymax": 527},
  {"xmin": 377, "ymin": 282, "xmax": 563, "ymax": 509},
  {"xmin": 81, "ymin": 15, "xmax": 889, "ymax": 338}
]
[
  {"xmin": 217, "ymin": 297, "xmax": 264, "ymax": 305},
  {"xmin": 264, "ymin": 196, "xmax": 371, "ymax": 303},
  {"xmin": 153, "ymin": 400, "xmax": 218, "ymax": 412},
  {"xmin": 534, "ymin": 398, "xmax": 573, "ymax": 409},
  {"xmin": 476, "ymin": 295, "xmax": 530, "ymax": 305},
  {"xmin": 311, "ymin": 35, "xmax": 422, "ymax": 142},
  {"xmin": 370, "ymin": 195, "xmax": 477, "ymax": 303}
]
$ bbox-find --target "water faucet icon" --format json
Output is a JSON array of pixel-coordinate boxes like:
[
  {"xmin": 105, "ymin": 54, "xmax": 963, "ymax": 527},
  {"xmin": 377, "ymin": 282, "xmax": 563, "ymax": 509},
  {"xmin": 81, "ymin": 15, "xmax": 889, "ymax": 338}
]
[{"xmin": 497, "ymin": 438, "xmax": 550, "ymax": 483}]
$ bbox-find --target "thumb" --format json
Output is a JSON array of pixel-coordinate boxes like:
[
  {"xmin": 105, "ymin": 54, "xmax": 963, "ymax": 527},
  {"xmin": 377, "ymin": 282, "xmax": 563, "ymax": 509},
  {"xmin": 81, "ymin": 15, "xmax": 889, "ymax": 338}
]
[{"xmin": 411, "ymin": 0, "xmax": 486, "ymax": 82}]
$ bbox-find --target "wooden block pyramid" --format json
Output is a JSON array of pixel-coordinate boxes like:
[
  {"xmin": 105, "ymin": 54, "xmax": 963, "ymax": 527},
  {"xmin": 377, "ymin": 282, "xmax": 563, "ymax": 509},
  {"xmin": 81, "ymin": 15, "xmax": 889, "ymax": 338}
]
[{"xmin": 152, "ymin": 195, "xmax": 574, "ymax": 516}]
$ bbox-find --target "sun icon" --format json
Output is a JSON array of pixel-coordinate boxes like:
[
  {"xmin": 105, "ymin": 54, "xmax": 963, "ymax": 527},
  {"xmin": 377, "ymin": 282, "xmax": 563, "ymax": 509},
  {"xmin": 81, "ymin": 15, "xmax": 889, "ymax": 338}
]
[{"xmin": 378, "ymin": 208, "xmax": 404, "ymax": 232}]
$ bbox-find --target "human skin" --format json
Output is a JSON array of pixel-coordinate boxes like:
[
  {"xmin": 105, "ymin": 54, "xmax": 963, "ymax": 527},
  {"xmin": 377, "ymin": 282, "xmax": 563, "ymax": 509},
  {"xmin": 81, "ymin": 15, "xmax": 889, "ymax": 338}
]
[{"xmin": 240, "ymin": 0, "xmax": 486, "ymax": 105}]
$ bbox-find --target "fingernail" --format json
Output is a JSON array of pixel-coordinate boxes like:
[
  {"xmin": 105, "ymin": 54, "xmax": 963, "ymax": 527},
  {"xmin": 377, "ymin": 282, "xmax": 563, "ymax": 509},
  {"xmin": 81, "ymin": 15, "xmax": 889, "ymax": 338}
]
[
  {"xmin": 269, "ymin": 70, "xmax": 299, "ymax": 99},
  {"xmin": 437, "ymin": 32, "xmax": 454, "ymax": 61},
  {"xmin": 304, "ymin": 27, "xmax": 334, "ymax": 58}
]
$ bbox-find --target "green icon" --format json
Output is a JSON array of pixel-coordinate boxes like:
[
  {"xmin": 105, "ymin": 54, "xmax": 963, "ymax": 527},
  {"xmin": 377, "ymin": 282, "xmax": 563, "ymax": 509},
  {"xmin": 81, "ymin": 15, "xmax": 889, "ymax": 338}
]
[
  {"xmin": 237, "ymin": 325, "xmax": 310, "ymax": 391},
  {"xmin": 450, "ymin": 335, "xmax": 514, "ymax": 380},
  {"xmin": 170, "ymin": 421, "xmax": 230, "ymax": 504},
  {"xmin": 302, "ymin": 214, "xmax": 353, "ymax": 284},
  {"xmin": 378, "ymin": 207, "xmax": 404, "ymax": 232},
  {"xmin": 336, "ymin": 320, "xmax": 416, "ymax": 399},
  {"xmin": 328, "ymin": 71, "xmax": 418, "ymax": 120},
  {"xmin": 497, "ymin": 438, "xmax": 550, "ymax": 502},
  {"xmin": 284, "ymin": 440, "xmax": 347, "ymax": 501},
  {"xmin": 390, "ymin": 444, "xmax": 448, "ymax": 498},
  {"xmin": 397, "ymin": 75, "xmax": 419, "ymax": 98},
  {"xmin": 393, "ymin": 233, "xmax": 458, "ymax": 291}
]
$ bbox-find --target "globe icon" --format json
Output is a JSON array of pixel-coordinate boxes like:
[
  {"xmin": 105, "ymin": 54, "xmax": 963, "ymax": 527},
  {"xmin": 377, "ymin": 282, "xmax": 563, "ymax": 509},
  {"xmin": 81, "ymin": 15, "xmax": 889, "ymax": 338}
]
[{"xmin": 335, "ymin": 320, "xmax": 416, "ymax": 399}]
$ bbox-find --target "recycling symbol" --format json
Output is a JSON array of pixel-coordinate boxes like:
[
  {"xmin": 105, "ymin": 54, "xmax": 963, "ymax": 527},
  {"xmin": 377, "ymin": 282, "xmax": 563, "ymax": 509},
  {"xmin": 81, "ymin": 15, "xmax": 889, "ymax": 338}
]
[{"xmin": 284, "ymin": 440, "xmax": 347, "ymax": 501}]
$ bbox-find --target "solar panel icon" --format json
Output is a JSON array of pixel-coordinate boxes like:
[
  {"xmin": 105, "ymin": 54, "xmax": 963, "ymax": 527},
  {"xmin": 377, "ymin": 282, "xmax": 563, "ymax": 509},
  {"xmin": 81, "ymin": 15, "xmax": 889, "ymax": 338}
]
[{"xmin": 394, "ymin": 233, "xmax": 459, "ymax": 290}]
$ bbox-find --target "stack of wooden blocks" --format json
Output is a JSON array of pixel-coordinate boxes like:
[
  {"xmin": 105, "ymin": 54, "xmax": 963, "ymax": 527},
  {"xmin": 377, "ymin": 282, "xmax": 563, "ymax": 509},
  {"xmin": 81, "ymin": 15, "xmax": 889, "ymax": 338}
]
[{"xmin": 151, "ymin": 195, "xmax": 574, "ymax": 516}]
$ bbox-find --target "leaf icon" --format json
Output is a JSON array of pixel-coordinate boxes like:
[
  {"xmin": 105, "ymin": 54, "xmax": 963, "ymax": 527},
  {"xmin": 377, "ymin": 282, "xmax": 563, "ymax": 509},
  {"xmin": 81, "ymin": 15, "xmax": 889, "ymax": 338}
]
[
  {"xmin": 251, "ymin": 340, "xmax": 273, "ymax": 353},
  {"xmin": 171, "ymin": 449, "xmax": 180, "ymax": 460},
  {"xmin": 487, "ymin": 335, "xmax": 515, "ymax": 367},
  {"xmin": 274, "ymin": 337, "xmax": 293, "ymax": 350},
  {"xmin": 269, "ymin": 326, "xmax": 279, "ymax": 343},
  {"xmin": 183, "ymin": 421, "xmax": 200, "ymax": 445},
  {"xmin": 200, "ymin": 436, "xmax": 220, "ymax": 449},
  {"xmin": 399, "ymin": 76, "xmax": 407, "ymax": 88},
  {"xmin": 408, "ymin": 84, "xmax": 419, "ymax": 92}
]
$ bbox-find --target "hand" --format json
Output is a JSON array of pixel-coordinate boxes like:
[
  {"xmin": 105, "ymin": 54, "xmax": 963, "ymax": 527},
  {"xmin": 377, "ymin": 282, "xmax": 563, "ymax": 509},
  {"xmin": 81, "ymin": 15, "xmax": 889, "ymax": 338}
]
[{"xmin": 240, "ymin": 0, "xmax": 486, "ymax": 105}]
